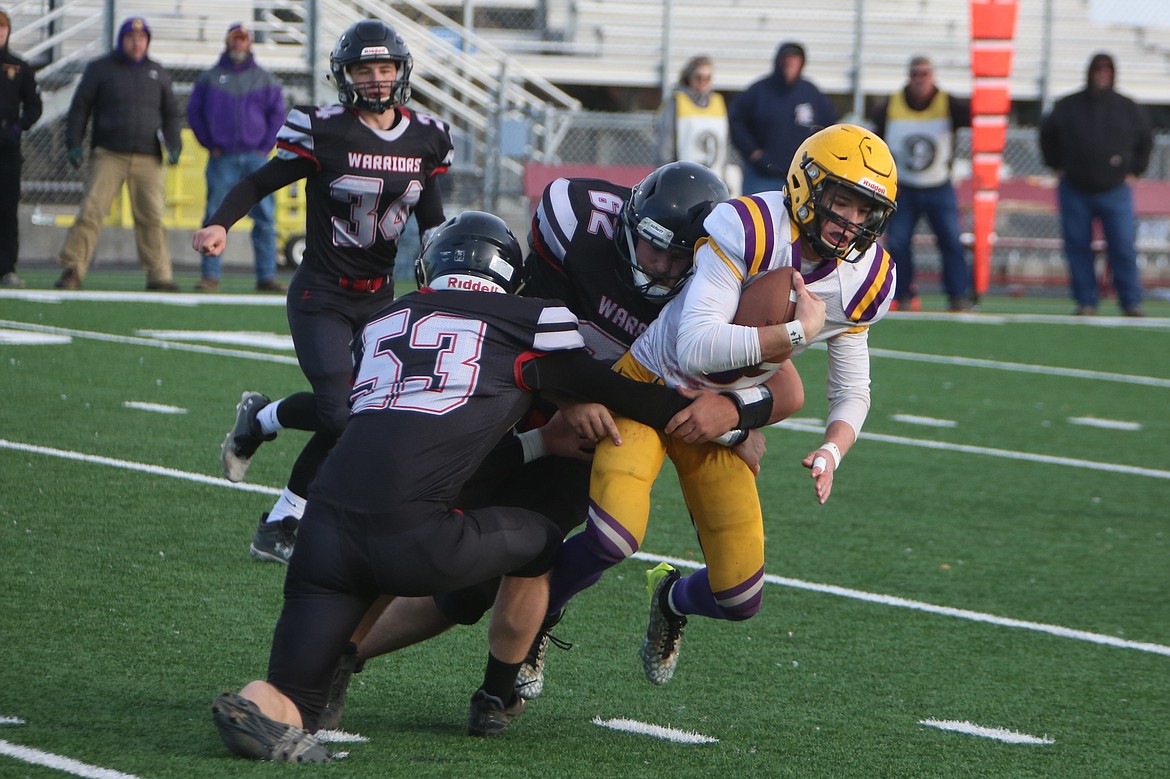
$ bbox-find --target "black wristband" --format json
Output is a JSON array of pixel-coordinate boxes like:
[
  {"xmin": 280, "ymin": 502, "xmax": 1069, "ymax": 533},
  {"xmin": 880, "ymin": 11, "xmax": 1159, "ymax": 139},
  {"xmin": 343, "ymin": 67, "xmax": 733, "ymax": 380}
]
[{"xmin": 723, "ymin": 385, "xmax": 774, "ymax": 430}]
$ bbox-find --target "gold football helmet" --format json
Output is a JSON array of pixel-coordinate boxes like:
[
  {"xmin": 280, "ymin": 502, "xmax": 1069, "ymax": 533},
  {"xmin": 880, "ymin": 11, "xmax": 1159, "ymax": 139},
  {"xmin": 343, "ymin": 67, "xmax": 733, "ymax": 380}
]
[{"xmin": 785, "ymin": 124, "xmax": 898, "ymax": 263}]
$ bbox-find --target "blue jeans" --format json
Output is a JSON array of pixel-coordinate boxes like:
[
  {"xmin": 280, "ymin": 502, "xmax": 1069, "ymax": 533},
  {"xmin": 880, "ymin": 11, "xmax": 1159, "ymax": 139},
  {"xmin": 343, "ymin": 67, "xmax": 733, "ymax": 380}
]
[
  {"xmin": 201, "ymin": 152, "xmax": 277, "ymax": 283},
  {"xmin": 1057, "ymin": 179, "xmax": 1142, "ymax": 312},
  {"xmin": 740, "ymin": 166, "xmax": 786, "ymax": 197},
  {"xmin": 883, "ymin": 183, "xmax": 969, "ymax": 302}
]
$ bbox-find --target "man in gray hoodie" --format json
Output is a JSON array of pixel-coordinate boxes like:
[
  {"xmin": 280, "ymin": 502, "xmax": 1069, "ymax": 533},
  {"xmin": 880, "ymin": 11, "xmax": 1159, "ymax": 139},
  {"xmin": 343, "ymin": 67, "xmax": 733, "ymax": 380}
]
[
  {"xmin": 1040, "ymin": 52, "xmax": 1151, "ymax": 316},
  {"xmin": 55, "ymin": 16, "xmax": 182, "ymax": 291}
]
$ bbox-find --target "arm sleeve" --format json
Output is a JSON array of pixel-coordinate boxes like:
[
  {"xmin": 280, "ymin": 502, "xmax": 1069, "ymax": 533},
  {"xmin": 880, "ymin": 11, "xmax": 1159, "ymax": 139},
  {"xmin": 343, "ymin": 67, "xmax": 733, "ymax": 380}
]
[
  {"xmin": 65, "ymin": 64, "xmax": 97, "ymax": 149},
  {"xmin": 20, "ymin": 69, "xmax": 43, "ymax": 130},
  {"xmin": 727, "ymin": 89, "xmax": 758, "ymax": 159},
  {"xmin": 1038, "ymin": 108, "xmax": 1059, "ymax": 170},
  {"xmin": 520, "ymin": 351, "xmax": 690, "ymax": 430},
  {"xmin": 205, "ymin": 155, "xmax": 315, "ymax": 228},
  {"xmin": 673, "ymin": 245, "xmax": 762, "ymax": 374},
  {"xmin": 159, "ymin": 73, "xmax": 182, "ymax": 152},
  {"xmin": 869, "ymin": 99, "xmax": 888, "ymax": 137},
  {"xmin": 414, "ymin": 175, "xmax": 446, "ymax": 234},
  {"xmin": 949, "ymin": 94, "xmax": 972, "ymax": 129},
  {"xmin": 186, "ymin": 80, "xmax": 211, "ymax": 149},
  {"xmin": 265, "ymin": 83, "xmax": 287, "ymax": 150},
  {"xmin": 824, "ymin": 330, "xmax": 872, "ymax": 437},
  {"xmin": 1131, "ymin": 104, "xmax": 1153, "ymax": 176}
]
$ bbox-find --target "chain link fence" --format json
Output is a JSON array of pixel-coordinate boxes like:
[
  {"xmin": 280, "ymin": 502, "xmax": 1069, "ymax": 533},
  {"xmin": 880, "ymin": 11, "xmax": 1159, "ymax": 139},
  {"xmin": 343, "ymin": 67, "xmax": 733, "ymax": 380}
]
[{"xmin": 12, "ymin": 0, "xmax": 1170, "ymax": 288}]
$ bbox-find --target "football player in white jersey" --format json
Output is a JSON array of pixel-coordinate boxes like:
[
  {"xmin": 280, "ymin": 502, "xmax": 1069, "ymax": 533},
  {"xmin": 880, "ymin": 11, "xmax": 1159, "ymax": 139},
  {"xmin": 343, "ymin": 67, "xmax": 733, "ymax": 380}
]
[{"xmin": 546, "ymin": 124, "xmax": 898, "ymax": 688}]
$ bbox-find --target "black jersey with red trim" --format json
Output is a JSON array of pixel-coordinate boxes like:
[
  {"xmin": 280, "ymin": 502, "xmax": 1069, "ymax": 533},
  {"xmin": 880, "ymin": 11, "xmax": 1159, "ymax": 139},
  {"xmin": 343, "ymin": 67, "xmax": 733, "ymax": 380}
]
[
  {"xmin": 322, "ymin": 289, "xmax": 582, "ymax": 509},
  {"xmin": 525, "ymin": 177, "xmax": 669, "ymax": 364},
  {"xmin": 314, "ymin": 287, "xmax": 691, "ymax": 512},
  {"xmin": 275, "ymin": 104, "xmax": 454, "ymax": 280}
]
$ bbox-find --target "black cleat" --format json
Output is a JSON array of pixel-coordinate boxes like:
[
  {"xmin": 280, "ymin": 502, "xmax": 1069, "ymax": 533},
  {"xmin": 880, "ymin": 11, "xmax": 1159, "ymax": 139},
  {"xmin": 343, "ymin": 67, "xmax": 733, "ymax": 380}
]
[
  {"xmin": 211, "ymin": 692, "xmax": 334, "ymax": 763},
  {"xmin": 220, "ymin": 391, "xmax": 274, "ymax": 483},
  {"xmin": 467, "ymin": 688, "xmax": 526, "ymax": 737},
  {"xmin": 249, "ymin": 513, "xmax": 299, "ymax": 564}
]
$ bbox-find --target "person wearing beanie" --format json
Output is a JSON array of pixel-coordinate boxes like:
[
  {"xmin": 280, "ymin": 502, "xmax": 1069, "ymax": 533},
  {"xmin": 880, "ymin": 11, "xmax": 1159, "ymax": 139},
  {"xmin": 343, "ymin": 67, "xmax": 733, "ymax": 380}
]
[
  {"xmin": 0, "ymin": 9, "xmax": 43, "ymax": 288},
  {"xmin": 54, "ymin": 15, "xmax": 183, "ymax": 291},
  {"xmin": 870, "ymin": 54, "xmax": 973, "ymax": 312},
  {"xmin": 187, "ymin": 23, "xmax": 287, "ymax": 293},
  {"xmin": 1040, "ymin": 52, "xmax": 1152, "ymax": 316},
  {"xmin": 729, "ymin": 41, "xmax": 837, "ymax": 195}
]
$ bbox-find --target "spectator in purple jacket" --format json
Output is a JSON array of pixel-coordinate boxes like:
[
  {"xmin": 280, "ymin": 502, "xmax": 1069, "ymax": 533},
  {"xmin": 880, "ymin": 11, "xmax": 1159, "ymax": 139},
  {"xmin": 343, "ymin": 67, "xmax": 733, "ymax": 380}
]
[{"xmin": 188, "ymin": 23, "xmax": 286, "ymax": 292}]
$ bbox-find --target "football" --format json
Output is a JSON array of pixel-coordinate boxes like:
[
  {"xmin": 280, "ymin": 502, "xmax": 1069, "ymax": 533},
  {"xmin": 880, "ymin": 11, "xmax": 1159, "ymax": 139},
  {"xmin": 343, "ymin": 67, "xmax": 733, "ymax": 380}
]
[{"xmin": 734, "ymin": 267, "xmax": 799, "ymax": 377}]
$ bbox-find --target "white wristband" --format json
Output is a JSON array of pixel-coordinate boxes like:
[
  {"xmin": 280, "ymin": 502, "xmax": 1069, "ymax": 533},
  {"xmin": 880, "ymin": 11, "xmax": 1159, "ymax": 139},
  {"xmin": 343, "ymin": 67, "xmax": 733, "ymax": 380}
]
[
  {"xmin": 820, "ymin": 441, "xmax": 842, "ymax": 469},
  {"xmin": 786, "ymin": 320, "xmax": 806, "ymax": 348},
  {"xmin": 518, "ymin": 428, "xmax": 548, "ymax": 463}
]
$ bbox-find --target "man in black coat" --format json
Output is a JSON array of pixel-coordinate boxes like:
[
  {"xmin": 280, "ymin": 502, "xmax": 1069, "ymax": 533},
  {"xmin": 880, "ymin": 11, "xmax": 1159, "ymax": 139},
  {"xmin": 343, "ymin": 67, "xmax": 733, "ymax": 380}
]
[
  {"xmin": 0, "ymin": 9, "xmax": 43, "ymax": 288},
  {"xmin": 1040, "ymin": 52, "xmax": 1152, "ymax": 316},
  {"xmin": 54, "ymin": 16, "xmax": 183, "ymax": 291}
]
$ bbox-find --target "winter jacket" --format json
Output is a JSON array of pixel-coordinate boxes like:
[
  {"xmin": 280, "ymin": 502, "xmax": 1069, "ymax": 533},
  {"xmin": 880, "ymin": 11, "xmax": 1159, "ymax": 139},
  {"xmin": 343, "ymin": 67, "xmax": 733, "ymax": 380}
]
[
  {"xmin": 0, "ymin": 43, "xmax": 43, "ymax": 151},
  {"xmin": 1039, "ymin": 58, "xmax": 1152, "ymax": 194},
  {"xmin": 187, "ymin": 53, "xmax": 285, "ymax": 155},
  {"xmin": 729, "ymin": 59, "xmax": 837, "ymax": 177},
  {"xmin": 64, "ymin": 50, "xmax": 181, "ymax": 157}
]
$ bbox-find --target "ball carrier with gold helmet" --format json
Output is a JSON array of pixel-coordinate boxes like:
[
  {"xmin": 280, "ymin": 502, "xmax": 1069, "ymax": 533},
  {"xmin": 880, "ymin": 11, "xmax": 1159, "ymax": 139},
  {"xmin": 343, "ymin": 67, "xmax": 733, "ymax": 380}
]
[{"xmin": 542, "ymin": 124, "xmax": 900, "ymax": 691}]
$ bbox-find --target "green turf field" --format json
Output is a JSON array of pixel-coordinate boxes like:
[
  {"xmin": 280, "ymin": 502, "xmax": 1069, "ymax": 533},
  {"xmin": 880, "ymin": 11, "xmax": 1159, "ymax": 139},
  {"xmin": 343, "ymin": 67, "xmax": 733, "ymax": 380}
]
[{"xmin": 2, "ymin": 275, "xmax": 1168, "ymax": 778}]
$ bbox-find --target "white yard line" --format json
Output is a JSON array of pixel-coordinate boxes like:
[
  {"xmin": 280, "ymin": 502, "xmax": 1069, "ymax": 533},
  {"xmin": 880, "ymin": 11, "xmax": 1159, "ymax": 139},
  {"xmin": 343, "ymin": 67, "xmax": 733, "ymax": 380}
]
[
  {"xmin": 3, "ymin": 437, "xmax": 1168, "ymax": 657},
  {"xmin": 918, "ymin": 719, "xmax": 1055, "ymax": 745},
  {"xmin": 774, "ymin": 420, "xmax": 1170, "ymax": 480},
  {"xmin": 0, "ymin": 739, "xmax": 145, "ymax": 779}
]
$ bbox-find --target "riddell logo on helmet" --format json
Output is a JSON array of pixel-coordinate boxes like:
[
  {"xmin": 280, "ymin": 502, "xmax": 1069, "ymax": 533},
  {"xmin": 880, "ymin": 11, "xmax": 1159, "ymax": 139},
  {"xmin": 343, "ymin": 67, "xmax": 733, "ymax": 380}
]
[
  {"xmin": 361, "ymin": 46, "xmax": 391, "ymax": 57},
  {"xmin": 439, "ymin": 274, "xmax": 503, "ymax": 293},
  {"xmin": 858, "ymin": 177, "xmax": 888, "ymax": 197}
]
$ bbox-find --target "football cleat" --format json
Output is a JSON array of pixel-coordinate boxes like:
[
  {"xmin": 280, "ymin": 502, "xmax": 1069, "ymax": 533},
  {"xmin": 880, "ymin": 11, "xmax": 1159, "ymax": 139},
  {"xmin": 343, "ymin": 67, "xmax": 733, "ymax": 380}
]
[
  {"xmin": 211, "ymin": 692, "xmax": 334, "ymax": 763},
  {"xmin": 639, "ymin": 563, "xmax": 687, "ymax": 685},
  {"xmin": 467, "ymin": 688, "xmax": 526, "ymax": 737},
  {"xmin": 317, "ymin": 642, "xmax": 365, "ymax": 731},
  {"xmin": 515, "ymin": 609, "xmax": 571, "ymax": 700},
  {"xmin": 249, "ymin": 513, "xmax": 298, "ymax": 564},
  {"xmin": 220, "ymin": 391, "xmax": 275, "ymax": 483}
]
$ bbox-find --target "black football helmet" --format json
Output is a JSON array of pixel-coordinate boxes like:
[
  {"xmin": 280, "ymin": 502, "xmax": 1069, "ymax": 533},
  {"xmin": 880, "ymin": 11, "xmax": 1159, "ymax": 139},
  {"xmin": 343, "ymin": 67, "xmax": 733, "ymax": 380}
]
[
  {"xmin": 616, "ymin": 161, "xmax": 730, "ymax": 299},
  {"xmin": 330, "ymin": 20, "xmax": 412, "ymax": 113},
  {"xmin": 414, "ymin": 212, "xmax": 528, "ymax": 294}
]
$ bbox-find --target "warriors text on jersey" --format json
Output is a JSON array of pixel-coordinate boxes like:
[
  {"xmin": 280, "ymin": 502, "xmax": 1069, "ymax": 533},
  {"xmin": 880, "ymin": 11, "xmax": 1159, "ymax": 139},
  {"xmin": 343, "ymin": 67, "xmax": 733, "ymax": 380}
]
[
  {"xmin": 632, "ymin": 190, "xmax": 894, "ymax": 432},
  {"xmin": 275, "ymin": 104, "xmax": 453, "ymax": 279},
  {"xmin": 527, "ymin": 177, "xmax": 669, "ymax": 364}
]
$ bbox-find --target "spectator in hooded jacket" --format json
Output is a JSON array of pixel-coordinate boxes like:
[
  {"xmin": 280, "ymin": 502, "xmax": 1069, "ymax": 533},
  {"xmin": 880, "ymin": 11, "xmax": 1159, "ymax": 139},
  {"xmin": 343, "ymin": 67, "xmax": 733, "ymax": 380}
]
[
  {"xmin": 1040, "ymin": 52, "xmax": 1152, "ymax": 317},
  {"xmin": 188, "ymin": 23, "xmax": 287, "ymax": 293},
  {"xmin": 729, "ymin": 41, "xmax": 837, "ymax": 195},
  {"xmin": 0, "ymin": 8, "xmax": 43, "ymax": 288},
  {"xmin": 55, "ymin": 16, "xmax": 182, "ymax": 291}
]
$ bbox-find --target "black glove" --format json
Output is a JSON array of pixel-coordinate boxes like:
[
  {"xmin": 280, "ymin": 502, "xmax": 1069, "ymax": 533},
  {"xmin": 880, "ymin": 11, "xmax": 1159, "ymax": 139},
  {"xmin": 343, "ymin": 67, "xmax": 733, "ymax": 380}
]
[{"xmin": 67, "ymin": 147, "xmax": 84, "ymax": 169}]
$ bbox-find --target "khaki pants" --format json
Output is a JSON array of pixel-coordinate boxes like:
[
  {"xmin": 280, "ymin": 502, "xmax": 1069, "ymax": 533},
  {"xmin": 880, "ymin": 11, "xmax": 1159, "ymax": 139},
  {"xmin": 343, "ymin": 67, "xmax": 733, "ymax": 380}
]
[{"xmin": 58, "ymin": 148, "xmax": 173, "ymax": 284}]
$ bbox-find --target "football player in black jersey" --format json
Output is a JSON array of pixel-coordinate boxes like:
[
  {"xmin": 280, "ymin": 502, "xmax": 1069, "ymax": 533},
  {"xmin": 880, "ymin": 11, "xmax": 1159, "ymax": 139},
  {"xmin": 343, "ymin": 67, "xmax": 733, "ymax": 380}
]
[
  {"xmin": 210, "ymin": 212, "xmax": 768, "ymax": 759},
  {"xmin": 315, "ymin": 163, "xmax": 808, "ymax": 727},
  {"xmin": 192, "ymin": 20, "xmax": 454, "ymax": 565}
]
